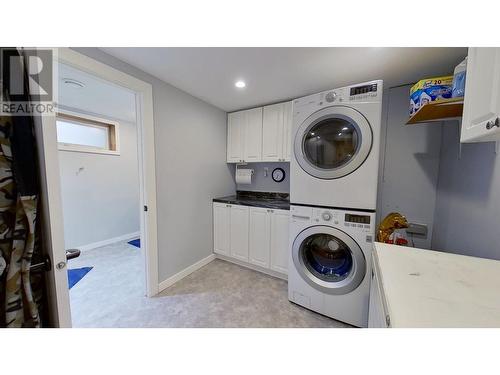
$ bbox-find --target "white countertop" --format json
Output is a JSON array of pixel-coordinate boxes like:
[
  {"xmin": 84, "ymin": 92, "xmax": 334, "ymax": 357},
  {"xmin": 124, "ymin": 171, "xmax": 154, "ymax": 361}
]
[{"xmin": 373, "ymin": 242, "xmax": 500, "ymax": 327}]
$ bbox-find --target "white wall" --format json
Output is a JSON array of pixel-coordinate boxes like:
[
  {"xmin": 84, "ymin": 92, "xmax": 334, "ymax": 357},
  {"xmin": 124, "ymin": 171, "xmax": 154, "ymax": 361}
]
[
  {"xmin": 377, "ymin": 86, "xmax": 443, "ymax": 248},
  {"xmin": 58, "ymin": 62, "xmax": 140, "ymax": 249},
  {"xmin": 432, "ymin": 123, "xmax": 500, "ymax": 259},
  {"xmin": 231, "ymin": 162, "xmax": 290, "ymax": 193},
  {"xmin": 73, "ymin": 48, "xmax": 235, "ymax": 282},
  {"xmin": 59, "ymin": 119, "xmax": 140, "ymax": 248}
]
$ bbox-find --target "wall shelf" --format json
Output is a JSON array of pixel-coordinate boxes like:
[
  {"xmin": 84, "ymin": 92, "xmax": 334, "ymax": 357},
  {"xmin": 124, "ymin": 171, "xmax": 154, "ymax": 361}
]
[{"xmin": 406, "ymin": 97, "xmax": 464, "ymax": 125}]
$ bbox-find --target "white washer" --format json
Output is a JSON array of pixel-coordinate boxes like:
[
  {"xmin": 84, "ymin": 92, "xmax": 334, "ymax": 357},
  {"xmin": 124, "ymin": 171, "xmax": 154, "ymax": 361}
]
[
  {"xmin": 288, "ymin": 204, "xmax": 375, "ymax": 327},
  {"xmin": 291, "ymin": 80, "xmax": 383, "ymax": 210}
]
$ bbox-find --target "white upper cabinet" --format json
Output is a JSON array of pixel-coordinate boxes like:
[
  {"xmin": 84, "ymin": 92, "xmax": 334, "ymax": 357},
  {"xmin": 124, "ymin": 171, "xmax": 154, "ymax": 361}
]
[
  {"xmin": 244, "ymin": 107, "xmax": 263, "ymax": 161},
  {"xmin": 283, "ymin": 101, "xmax": 293, "ymax": 161},
  {"xmin": 461, "ymin": 47, "xmax": 500, "ymax": 143},
  {"xmin": 262, "ymin": 103, "xmax": 284, "ymax": 161},
  {"xmin": 262, "ymin": 101, "xmax": 293, "ymax": 161},
  {"xmin": 227, "ymin": 100, "xmax": 292, "ymax": 162},
  {"xmin": 227, "ymin": 111, "xmax": 246, "ymax": 162}
]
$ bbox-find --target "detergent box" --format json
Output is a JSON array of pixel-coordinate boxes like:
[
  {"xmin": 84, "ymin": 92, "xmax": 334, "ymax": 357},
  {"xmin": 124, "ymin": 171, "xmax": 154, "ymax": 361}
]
[{"xmin": 409, "ymin": 75, "xmax": 453, "ymax": 116}]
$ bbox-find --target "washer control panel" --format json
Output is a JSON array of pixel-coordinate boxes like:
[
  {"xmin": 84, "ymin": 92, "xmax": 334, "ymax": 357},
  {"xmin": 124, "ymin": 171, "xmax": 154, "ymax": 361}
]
[{"xmin": 311, "ymin": 208, "xmax": 375, "ymax": 234}]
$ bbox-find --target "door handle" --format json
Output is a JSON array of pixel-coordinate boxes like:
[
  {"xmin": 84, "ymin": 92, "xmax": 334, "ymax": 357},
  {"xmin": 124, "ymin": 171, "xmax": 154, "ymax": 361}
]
[
  {"xmin": 292, "ymin": 215, "xmax": 310, "ymax": 220},
  {"xmin": 66, "ymin": 248, "xmax": 81, "ymax": 261}
]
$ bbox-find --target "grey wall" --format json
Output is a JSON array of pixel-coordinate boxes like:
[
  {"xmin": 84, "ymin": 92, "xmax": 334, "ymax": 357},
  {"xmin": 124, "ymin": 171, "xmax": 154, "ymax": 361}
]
[
  {"xmin": 59, "ymin": 118, "xmax": 140, "ymax": 248},
  {"xmin": 432, "ymin": 123, "xmax": 500, "ymax": 259},
  {"xmin": 231, "ymin": 162, "xmax": 290, "ymax": 193},
  {"xmin": 377, "ymin": 86, "xmax": 443, "ymax": 248},
  {"xmin": 74, "ymin": 48, "xmax": 235, "ymax": 282}
]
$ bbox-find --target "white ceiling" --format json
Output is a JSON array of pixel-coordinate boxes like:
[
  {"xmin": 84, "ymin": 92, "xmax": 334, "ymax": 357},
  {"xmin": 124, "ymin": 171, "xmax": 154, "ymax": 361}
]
[
  {"xmin": 100, "ymin": 47, "xmax": 467, "ymax": 112},
  {"xmin": 58, "ymin": 62, "xmax": 137, "ymax": 123}
]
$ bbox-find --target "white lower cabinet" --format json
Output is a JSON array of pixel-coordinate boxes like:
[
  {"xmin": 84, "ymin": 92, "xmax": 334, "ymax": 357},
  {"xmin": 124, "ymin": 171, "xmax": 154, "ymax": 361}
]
[
  {"xmin": 213, "ymin": 203, "xmax": 289, "ymax": 276},
  {"xmin": 213, "ymin": 203, "xmax": 230, "ymax": 256},
  {"xmin": 229, "ymin": 204, "xmax": 249, "ymax": 261},
  {"xmin": 249, "ymin": 207, "xmax": 271, "ymax": 268},
  {"xmin": 270, "ymin": 209, "xmax": 289, "ymax": 274}
]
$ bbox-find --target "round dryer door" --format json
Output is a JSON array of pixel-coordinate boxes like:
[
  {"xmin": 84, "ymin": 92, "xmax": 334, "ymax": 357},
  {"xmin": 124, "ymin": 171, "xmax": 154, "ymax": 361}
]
[
  {"xmin": 294, "ymin": 106, "xmax": 373, "ymax": 179},
  {"xmin": 292, "ymin": 226, "xmax": 366, "ymax": 295}
]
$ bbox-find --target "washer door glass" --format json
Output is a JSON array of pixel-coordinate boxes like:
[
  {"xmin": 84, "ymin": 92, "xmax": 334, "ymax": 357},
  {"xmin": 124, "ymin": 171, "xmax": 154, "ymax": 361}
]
[
  {"xmin": 292, "ymin": 226, "xmax": 366, "ymax": 295},
  {"xmin": 294, "ymin": 106, "xmax": 373, "ymax": 179},
  {"xmin": 303, "ymin": 117, "xmax": 359, "ymax": 170},
  {"xmin": 301, "ymin": 233, "xmax": 353, "ymax": 282}
]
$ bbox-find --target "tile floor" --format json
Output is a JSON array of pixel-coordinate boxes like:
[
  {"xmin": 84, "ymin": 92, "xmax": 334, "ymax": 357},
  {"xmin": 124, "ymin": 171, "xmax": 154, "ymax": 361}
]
[{"xmin": 69, "ymin": 240, "xmax": 350, "ymax": 328}]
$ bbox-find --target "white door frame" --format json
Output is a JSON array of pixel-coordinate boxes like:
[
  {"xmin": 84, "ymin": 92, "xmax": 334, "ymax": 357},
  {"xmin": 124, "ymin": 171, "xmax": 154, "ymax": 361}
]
[{"xmin": 39, "ymin": 48, "xmax": 159, "ymax": 327}]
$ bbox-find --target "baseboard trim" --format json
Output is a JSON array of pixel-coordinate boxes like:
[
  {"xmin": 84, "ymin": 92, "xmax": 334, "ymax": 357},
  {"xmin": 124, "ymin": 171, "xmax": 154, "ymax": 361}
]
[
  {"xmin": 77, "ymin": 231, "xmax": 140, "ymax": 252},
  {"xmin": 215, "ymin": 254, "xmax": 288, "ymax": 281},
  {"xmin": 158, "ymin": 254, "xmax": 216, "ymax": 293}
]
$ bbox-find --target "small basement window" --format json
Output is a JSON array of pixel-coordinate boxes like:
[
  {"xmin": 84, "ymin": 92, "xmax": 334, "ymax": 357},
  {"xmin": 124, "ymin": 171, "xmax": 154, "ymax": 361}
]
[{"xmin": 56, "ymin": 112, "xmax": 120, "ymax": 155}]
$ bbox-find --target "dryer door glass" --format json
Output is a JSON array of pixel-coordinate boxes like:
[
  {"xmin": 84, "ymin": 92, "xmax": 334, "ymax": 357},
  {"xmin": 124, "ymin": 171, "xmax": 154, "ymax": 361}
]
[
  {"xmin": 300, "ymin": 233, "xmax": 353, "ymax": 282},
  {"xmin": 294, "ymin": 106, "xmax": 373, "ymax": 180},
  {"xmin": 303, "ymin": 118, "xmax": 359, "ymax": 170}
]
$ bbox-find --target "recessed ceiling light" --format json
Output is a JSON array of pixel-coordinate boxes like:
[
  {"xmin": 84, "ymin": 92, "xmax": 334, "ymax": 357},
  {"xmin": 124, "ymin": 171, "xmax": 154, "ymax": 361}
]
[
  {"xmin": 62, "ymin": 78, "xmax": 85, "ymax": 88},
  {"xmin": 235, "ymin": 80, "xmax": 246, "ymax": 88}
]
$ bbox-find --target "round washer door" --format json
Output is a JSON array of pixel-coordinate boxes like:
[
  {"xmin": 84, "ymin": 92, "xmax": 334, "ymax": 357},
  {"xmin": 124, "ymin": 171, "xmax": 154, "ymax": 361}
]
[
  {"xmin": 294, "ymin": 106, "xmax": 373, "ymax": 179},
  {"xmin": 292, "ymin": 225, "xmax": 366, "ymax": 295}
]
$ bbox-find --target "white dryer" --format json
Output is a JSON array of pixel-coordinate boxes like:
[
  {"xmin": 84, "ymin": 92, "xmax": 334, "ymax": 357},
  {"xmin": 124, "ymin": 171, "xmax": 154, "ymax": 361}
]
[
  {"xmin": 288, "ymin": 204, "xmax": 375, "ymax": 327},
  {"xmin": 291, "ymin": 80, "xmax": 383, "ymax": 210}
]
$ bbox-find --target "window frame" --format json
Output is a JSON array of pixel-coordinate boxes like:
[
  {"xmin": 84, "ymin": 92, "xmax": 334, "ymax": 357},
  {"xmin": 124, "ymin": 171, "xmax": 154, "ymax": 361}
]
[{"xmin": 56, "ymin": 109, "xmax": 121, "ymax": 155}]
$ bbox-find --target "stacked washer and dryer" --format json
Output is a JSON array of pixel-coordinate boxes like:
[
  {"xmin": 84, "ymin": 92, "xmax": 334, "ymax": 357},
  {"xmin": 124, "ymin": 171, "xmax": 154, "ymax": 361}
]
[{"xmin": 288, "ymin": 80, "xmax": 383, "ymax": 327}]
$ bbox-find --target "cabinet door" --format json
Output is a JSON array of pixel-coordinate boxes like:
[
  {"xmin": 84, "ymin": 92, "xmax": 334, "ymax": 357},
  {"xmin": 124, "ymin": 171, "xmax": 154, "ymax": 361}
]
[
  {"xmin": 249, "ymin": 207, "xmax": 271, "ymax": 268},
  {"xmin": 368, "ymin": 263, "xmax": 388, "ymax": 328},
  {"xmin": 230, "ymin": 205, "xmax": 249, "ymax": 261},
  {"xmin": 244, "ymin": 107, "xmax": 263, "ymax": 162},
  {"xmin": 461, "ymin": 47, "xmax": 500, "ymax": 143},
  {"xmin": 262, "ymin": 103, "xmax": 284, "ymax": 161},
  {"xmin": 213, "ymin": 203, "xmax": 230, "ymax": 256},
  {"xmin": 270, "ymin": 209, "xmax": 289, "ymax": 274},
  {"xmin": 282, "ymin": 101, "xmax": 293, "ymax": 161},
  {"xmin": 227, "ymin": 111, "xmax": 245, "ymax": 162}
]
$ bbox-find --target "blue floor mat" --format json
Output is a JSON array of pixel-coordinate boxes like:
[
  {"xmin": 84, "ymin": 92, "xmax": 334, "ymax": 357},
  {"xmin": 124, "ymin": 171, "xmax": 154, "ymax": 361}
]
[
  {"xmin": 128, "ymin": 238, "xmax": 140, "ymax": 248},
  {"xmin": 68, "ymin": 267, "xmax": 93, "ymax": 289}
]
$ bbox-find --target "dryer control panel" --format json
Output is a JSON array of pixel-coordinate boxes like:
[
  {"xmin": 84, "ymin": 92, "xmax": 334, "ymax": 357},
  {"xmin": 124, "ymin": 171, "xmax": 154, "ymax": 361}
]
[{"xmin": 293, "ymin": 79, "xmax": 383, "ymax": 109}]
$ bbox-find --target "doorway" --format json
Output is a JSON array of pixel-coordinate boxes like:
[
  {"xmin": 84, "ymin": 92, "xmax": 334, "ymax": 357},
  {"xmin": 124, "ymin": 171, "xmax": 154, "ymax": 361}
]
[
  {"xmin": 36, "ymin": 48, "xmax": 158, "ymax": 327},
  {"xmin": 57, "ymin": 62, "xmax": 144, "ymax": 326}
]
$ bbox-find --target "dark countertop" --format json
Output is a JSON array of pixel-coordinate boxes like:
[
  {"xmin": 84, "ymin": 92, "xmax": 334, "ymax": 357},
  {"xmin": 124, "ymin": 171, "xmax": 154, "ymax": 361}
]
[{"xmin": 213, "ymin": 191, "xmax": 290, "ymax": 210}]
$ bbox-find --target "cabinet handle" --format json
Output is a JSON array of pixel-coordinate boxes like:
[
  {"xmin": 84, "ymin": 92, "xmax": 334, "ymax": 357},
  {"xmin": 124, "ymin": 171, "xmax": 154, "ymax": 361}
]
[{"xmin": 486, "ymin": 118, "xmax": 500, "ymax": 130}]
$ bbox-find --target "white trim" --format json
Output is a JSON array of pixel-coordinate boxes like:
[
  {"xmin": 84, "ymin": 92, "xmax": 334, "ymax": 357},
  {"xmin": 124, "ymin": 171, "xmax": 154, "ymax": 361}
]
[
  {"xmin": 76, "ymin": 231, "xmax": 140, "ymax": 252},
  {"xmin": 158, "ymin": 254, "xmax": 216, "ymax": 292},
  {"xmin": 57, "ymin": 144, "xmax": 121, "ymax": 156},
  {"xmin": 215, "ymin": 254, "xmax": 288, "ymax": 281},
  {"xmin": 57, "ymin": 48, "xmax": 159, "ymax": 300},
  {"xmin": 56, "ymin": 108, "xmax": 122, "ymax": 155},
  {"xmin": 33, "ymin": 48, "xmax": 72, "ymax": 328}
]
